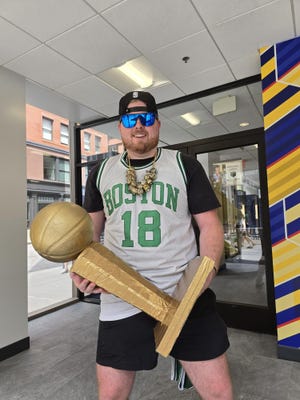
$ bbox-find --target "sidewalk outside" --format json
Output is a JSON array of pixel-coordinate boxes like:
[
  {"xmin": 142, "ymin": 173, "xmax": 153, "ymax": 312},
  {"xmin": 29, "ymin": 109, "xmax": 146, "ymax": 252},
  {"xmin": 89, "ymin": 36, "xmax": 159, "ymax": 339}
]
[{"xmin": 27, "ymin": 230, "xmax": 73, "ymax": 315}]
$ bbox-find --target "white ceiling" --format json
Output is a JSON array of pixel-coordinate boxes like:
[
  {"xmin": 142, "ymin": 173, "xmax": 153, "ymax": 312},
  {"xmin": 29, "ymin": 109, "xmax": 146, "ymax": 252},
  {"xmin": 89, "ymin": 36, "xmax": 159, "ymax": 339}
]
[{"xmin": 0, "ymin": 0, "xmax": 298, "ymax": 144}]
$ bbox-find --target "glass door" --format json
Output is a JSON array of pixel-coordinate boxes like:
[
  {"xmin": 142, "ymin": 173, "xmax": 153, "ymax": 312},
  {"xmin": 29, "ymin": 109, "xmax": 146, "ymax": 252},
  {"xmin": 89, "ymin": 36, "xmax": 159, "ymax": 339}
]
[
  {"xmin": 186, "ymin": 130, "xmax": 276, "ymax": 333},
  {"xmin": 199, "ymin": 146, "xmax": 266, "ymax": 303}
]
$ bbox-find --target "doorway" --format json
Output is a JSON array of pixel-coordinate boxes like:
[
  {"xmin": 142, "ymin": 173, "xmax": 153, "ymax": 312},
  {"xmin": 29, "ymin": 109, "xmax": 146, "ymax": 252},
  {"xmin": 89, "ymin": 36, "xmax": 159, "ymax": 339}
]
[{"xmin": 169, "ymin": 129, "xmax": 276, "ymax": 333}]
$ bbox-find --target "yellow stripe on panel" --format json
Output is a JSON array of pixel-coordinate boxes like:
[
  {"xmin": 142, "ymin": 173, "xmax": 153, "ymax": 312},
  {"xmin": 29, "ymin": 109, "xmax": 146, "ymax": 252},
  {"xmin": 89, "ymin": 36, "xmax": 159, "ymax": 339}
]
[
  {"xmin": 274, "ymin": 259, "xmax": 300, "ymax": 286},
  {"xmin": 261, "ymin": 58, "xmax": 276, "ymax": 79},
  {"xmin": 278, "ymin": 66, "xmax": 300, "ymax": 86},
  {"xmin": 268, "ymin": 167, "xmax": 297, "ymax": 195},
  {"xmin": 264, "ymin": 92, "xmax": 300, "ymax": 129},
  {"xmin": 268, "ymin": 178, "xmax": 300, "ymax": 205},
  {"xmin": 262, "ymin": 81, "xmax": 287, "ymax": 104},
  {"xmin": 267, "ymin": 150, "xmax": 300, "ymax": 204},
  {"xmin": 286, "ymin": 204, "xmax": 300, "ymax": 224},
  {"xmin": 273, "ymin": 241, "xmax": 299, "ymax": 286},
  {"xmin": 275, "ymin": 290, "xmax": 300, "ymax": 313},
  {"xmin": 277, "ymin": 320, "xmax": 300, "ymax": 341},
  {"xmin": 260, "ymin": 45, "xmax": 272, "ymax": 55},
  {"xmin": 290, "ymin": 232, "xmax": 300, "ymax": 246},
  {"xmin": 267, "ymin": 148, "xmax": 299, "ymax": 175},
  {"xmin": 272, "ymin": 240, "xmax": 296, "ymax": 259}
]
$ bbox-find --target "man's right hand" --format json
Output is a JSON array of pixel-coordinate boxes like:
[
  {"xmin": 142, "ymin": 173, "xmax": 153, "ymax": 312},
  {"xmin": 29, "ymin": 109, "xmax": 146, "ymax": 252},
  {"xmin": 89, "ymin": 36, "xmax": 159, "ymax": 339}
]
[{"xmin": 70, "ymin": 271, "xmax": 108, "ymax": 294}]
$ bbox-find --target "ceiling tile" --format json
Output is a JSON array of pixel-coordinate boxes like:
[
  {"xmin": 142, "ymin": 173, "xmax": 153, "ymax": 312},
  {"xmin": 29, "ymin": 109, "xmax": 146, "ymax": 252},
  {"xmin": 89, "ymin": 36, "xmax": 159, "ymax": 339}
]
[
  {"xmin": 199, "ymin": 86, "xmax": 245, "ymax": 109},
  {"xmin": 48, "ymin": 16, "xmax": 140, "ymax": 74},
  {"xmin": 215, "ymin": 102, "xmax": 262, "ymax": 132},
  {"xmin": 0, "ymin": 17, "xmax": 40, "ymax": 64},
  {"xmin": 98, "ymin": 56, "xmax": 169, "ymax": 94},
  {"xmin": 175, "ymin": 64, "xmax": 235, "ymax": 94},
  {"xmin": 57, "ymin": 76, "xmax": 122, "ymax": 116},
  {"xmin": 229, "ymin": 53, "xmax": 261, "ymax": 79},
  {"xmin": 187, "ymin": 121, "xmax": 227, "ymax": 139},
  {"xmin": 0, "ymin": 0, "xmax": 295, "ymax": 130},
  {"xmin": 102, "ymin": 0, "xmax": 205, "ymax": 52},
  {"xmin": 5, "ymin": 46, "xmax": 89, "ymax": 89},
  {"xmin": 209, "ymin": 0, "xmax": 294, "ymax": 61},
  {"xmin": 160, "ymin": 100, "xmax": 207, "ymax": 119},
  {"xmin": 85, "ymin": 0, "xmax": 123, "ymax": 13},
  {"xmin": 149, "ymin": 84, "xmax": 185, "ymax": 105},
  {"xmin": 0, "ymin": 0, "xmax": 96, "ymax": 41},
  {"xmin": 199, "ymin": 85, "xmax": 263, "ymax": 132},
  {"xmin": 148, "ymin": 31, "xmax": 225, "ymax": 82},
  {"xmin": 294, "ymin": 0, "xmax": 300, "ymax": 36},
  {"xmin": 192, "ymin": 0, "xmax": 279, "ymax": 26},
  {"xmin": 159, "ymin": 118, "xmax": 198, "ymax": 145}
]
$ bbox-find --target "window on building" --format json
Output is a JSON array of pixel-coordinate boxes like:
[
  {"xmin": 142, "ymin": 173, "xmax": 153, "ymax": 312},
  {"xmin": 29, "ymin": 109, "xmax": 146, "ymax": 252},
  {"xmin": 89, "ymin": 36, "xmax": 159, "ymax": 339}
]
[
  {"xmin": 44, "ymin": 155, "xmax": 56, "ymax": 180},
  {"xmin": 43, "ymin": 155, "xmax": 70, "ymax": 183},
  {"xmin": 42, "ymin": 117, "xmax": 53, "ymax": 140},
  {"xmin": 95, "ymin": 136, "xmax": 101, "ymax": 153},
  {"xmin": 58, "ymin": 158, "xmax": 70, "ymax": 183},
  {"xmin": 60, "ymin": 124, "xmax": 69, "ymax": 145},
  {"xmin": 84, "ymin": 132, "xmax": 91, "ymax": 151}
]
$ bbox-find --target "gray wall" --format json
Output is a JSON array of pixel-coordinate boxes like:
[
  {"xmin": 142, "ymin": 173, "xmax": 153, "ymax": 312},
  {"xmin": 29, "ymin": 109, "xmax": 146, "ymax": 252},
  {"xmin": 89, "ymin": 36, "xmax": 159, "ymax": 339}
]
[{"xmin": 0, "ymin": 66, "xmax": 28, "ymax": 349}]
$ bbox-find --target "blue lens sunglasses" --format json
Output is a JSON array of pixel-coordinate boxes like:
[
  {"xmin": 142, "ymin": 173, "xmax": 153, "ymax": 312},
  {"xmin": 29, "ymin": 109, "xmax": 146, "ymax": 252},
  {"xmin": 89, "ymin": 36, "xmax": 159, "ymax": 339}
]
[{"xmin": 121, "ymin": 112, "xmax": 156, "ymax": 128}]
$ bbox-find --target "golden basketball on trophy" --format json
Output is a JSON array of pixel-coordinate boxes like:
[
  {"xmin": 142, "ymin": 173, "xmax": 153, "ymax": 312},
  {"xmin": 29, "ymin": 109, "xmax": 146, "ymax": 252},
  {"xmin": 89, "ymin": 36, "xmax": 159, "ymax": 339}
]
[{"xmin": 30, "ymin": 201, "xmax": 93, "ymax": 262}]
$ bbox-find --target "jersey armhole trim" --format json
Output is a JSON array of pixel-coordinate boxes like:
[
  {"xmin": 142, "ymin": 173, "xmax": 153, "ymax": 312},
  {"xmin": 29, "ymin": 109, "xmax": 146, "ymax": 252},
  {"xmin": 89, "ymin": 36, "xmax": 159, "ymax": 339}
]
[
  {"xmin": 96, "ymin": 158, "xmax": 109, "ymax": 188},
  {"xmin": 176, "ymin": 152, "xmax": 187, "ymax": 185}
]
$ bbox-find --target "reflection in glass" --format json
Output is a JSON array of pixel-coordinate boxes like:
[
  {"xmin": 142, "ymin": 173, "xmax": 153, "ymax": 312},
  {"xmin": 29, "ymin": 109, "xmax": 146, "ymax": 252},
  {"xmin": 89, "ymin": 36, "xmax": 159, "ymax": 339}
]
[{"xmin": 198, "ymin": 145, "xmax": 267, "ymax": 306}]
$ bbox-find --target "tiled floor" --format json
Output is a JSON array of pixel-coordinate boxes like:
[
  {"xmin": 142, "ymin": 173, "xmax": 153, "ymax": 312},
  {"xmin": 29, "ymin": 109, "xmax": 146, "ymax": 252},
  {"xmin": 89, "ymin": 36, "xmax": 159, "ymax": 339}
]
[{"xmin": 1, "ymin": 302, "xmax": 299, "ymax": 400}]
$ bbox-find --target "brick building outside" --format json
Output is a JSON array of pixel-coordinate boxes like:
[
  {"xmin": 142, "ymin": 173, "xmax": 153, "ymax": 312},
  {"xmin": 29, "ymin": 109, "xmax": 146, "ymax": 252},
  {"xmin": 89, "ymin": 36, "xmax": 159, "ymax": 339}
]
[{"xmin": 26, "ymin": 104, "xmax": 122, "ymax": 225}]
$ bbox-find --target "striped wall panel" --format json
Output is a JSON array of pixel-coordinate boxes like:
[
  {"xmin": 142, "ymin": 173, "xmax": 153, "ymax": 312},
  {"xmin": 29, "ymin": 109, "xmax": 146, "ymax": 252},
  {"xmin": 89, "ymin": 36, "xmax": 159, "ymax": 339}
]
[{"xmin": 260, "ymin": 36, "xmax": 300, "ymax": 351}]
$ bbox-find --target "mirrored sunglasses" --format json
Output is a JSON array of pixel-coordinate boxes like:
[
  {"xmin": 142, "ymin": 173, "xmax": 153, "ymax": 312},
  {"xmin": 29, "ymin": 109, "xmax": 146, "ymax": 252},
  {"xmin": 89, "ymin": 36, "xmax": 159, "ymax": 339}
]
[{"xmin": 121, "ymin": 112, "xmax": 156, "ymax": 128}]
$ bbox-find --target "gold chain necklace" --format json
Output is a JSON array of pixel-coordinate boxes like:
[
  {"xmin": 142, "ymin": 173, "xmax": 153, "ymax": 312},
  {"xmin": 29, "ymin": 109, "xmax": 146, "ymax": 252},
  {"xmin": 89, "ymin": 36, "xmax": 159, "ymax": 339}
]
[{"xmin": 126, "ymin": 152, "xmax": 157, "ymax": 195}]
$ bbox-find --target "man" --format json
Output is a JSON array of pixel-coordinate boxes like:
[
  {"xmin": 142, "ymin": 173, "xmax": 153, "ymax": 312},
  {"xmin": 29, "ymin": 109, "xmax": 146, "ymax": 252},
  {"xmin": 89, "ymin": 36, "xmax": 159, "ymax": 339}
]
[{"xmin": 71, "ymin": 91, "xmax": 233, "ymax": 400}]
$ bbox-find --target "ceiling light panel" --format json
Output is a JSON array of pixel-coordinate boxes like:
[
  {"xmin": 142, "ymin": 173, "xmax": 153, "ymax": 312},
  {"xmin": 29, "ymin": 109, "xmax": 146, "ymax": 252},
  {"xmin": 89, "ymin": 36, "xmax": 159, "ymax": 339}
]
[
  {"xmin": 181, "ymin": 112, "xmax": 201, "ymax": 126},
  {"xmin": 98, "ymin": 56, "xmax": 169, "ymax": 92}
]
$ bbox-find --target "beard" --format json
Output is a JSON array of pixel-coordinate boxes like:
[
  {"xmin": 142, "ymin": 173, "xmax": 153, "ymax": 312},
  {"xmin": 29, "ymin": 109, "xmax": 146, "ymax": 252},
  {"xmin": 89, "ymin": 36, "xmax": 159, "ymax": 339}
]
[{"xmin": 122, "ymin": 134, "xmax": 159, "ymax": 156}]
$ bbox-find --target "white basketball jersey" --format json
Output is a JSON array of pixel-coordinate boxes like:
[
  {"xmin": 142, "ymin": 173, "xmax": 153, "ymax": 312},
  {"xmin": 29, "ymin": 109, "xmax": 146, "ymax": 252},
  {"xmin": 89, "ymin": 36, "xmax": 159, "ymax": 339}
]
[{"xmin": 97, "ymin": 148, "xmax": 198, "ymax": 320}]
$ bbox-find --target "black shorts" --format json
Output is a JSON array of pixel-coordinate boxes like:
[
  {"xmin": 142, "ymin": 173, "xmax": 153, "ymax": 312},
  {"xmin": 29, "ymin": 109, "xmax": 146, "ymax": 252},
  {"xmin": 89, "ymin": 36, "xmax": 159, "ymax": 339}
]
[{"xmin": 96, "ymin": 288, "xmax": 229, "ymax": 371}]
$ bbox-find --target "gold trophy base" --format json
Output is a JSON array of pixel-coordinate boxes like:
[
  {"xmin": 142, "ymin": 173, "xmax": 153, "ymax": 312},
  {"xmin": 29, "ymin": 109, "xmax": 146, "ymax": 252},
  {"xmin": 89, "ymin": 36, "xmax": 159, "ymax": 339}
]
[
  {"xmin": 70, "ymin": 242, "xmax": 214, "ymax": 357},
  {"xmin": 154, "ymin": 257, "xmax": 214, "ymax": 357}
]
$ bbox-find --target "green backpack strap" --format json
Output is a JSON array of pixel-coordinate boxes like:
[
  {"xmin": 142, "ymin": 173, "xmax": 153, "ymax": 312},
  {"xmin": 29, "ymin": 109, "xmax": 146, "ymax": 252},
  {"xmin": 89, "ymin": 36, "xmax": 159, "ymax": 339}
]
[{"xmin": 170, "ymin": 358, "xmax": 193, "ymax": 391}]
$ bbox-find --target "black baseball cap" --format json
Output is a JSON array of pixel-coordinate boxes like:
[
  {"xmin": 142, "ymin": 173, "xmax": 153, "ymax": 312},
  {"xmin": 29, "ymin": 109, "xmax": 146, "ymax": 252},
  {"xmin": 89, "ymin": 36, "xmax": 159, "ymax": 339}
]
[{"xmin": 119, "ymin": 91, "xmax": 158, "ymax": 115}]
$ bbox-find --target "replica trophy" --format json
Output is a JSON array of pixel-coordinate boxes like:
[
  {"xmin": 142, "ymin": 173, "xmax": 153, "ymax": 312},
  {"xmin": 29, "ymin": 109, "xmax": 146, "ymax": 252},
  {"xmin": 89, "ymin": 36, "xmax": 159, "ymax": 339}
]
[{"xmin": 30, "ymin": 202, "xmax": 214, "ymax": 357}]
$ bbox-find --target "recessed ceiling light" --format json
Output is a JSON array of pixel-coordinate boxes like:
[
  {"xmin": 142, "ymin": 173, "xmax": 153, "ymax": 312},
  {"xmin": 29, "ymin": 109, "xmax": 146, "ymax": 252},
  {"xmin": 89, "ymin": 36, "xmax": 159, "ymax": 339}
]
[
  {"xmin": 181, "ymin": 113, "xmax": 201, "ymax": 126},
  {"xmin": 118, "ymin": 61, "xmax": 152, "ymax": 88},
  {"xmin": 99, "ymin": 56, "xmax": 169, "ymax": 93},
  {"xmin": 240, "ymin": 122, "xmax": 250, "ymax": 127}
]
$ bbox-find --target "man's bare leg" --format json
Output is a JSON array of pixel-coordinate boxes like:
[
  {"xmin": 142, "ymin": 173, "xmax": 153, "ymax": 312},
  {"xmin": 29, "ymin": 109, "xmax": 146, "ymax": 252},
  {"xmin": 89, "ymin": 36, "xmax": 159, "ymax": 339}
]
[
  {"xmin": 96, "ymin": 364, "xmax": 135, "ymax": 400},
  {"xmin": 180, "ymin": 353, "xmax": 233, "ymax": 400}
]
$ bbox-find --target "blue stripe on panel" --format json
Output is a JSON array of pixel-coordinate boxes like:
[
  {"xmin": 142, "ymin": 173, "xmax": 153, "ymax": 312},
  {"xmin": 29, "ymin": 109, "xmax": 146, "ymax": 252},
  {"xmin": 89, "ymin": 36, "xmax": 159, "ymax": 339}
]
[
  {"xmin": 287, "ymin": 219, "xmax": 300, "ymax": 237},
  {"xmin": 270, "ymin": 203, "xmax": 285, "ymax": 244},
  {"xmin": 276, "ymin": 37, "xmax": 300, "ymax": 78},
  {"xmin": 261, "ymin": 46, "xmax": 275, "ymax": 66},
  {"xmin": 263, "ymin": 85, "xmax": 299, "ymax": 115},
  {"xmin": 275, "ymin": 277, "xmax": 300, "ymax": 299},
  {"xmin": 262, "ymin": 71, "xmax": 277, "ymax": 91},
  {"xmin": 265, "ymin": 109, "xmax": 300, "ymax": 165},
  {"xmin": 286, "ymin": 190, "xmax": 300, "ymax": 210},
  {"xmin": 276, "ymin": 305, "xmax": 300, "ymax": 326},
  {"xmin": 278, "ymin": 333, "xmax": 300, "ymax": 347}
]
